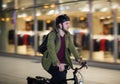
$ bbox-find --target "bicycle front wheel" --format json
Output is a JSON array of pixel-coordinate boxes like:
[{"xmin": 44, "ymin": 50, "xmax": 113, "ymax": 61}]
[{"xmin": 76, "ymin": 71, "xmax": 84, "ymax": 84}]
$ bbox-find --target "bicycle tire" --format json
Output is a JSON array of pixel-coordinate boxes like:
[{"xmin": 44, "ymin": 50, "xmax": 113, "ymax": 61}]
[{"xmin": 76, "ymin": 71, "xmax": 84, "ymax": 84}]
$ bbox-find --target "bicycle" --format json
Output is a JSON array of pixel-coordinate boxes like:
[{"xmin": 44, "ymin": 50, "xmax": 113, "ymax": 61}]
[
  {"xmin": 64, "ymin": 61, "xmax": 88, "ymax": 84},
  {"xmin": 27, "ymin": 61, "xmax": 88, "ymax": 84}
]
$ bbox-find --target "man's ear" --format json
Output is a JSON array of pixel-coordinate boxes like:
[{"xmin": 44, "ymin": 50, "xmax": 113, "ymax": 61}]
[{"xmin": 58, "ymin": 23, "xmax": 62, "ymax": 29}]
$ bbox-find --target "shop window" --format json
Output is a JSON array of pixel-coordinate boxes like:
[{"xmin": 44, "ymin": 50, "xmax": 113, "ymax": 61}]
[
  {"xmin": 72, "ymin": 16, "xmax": 88, "ymax": 28},
  {"xmin": 46, "ymin": 20, "xmax": 55, "ymax": 30},
  {"xmin": 118, "ymin": 23, "xmax": 120, "ymax": 34},
  {"xmin": 8, "ymin": 29, "xmax": 15, "ymax": 44},
  {"xmin": 26, "ymin": 20, "xmax": 44, "ymax": 31},
  {"xmin": 38, "ymin": 20, "xmax": 44, "ymax": 31},
  {"xmin": 26, "ymin": 21, "xmax": 33, "ymax": 31},
  {"xmin": 99, "ymin": 16, "xmax": 113, "ymax": 35}
]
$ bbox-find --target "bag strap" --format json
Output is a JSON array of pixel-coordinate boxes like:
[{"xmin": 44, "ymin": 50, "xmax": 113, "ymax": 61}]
[
  {"xmin": 54, "ymin": 32, "xmax": 58, "ymax": 44},
  {"xmin": 49, "ymin": 30, "xmax": 58, "ymax": 44}
]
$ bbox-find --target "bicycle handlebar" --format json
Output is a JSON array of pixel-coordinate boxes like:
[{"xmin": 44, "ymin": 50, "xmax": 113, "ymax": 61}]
[
  {"xmin": 78, "ymin": 61, "xmax": 88, "ymax": 70},
  {"xmin": 65, "ymin": 60, "xmax": 88, "ymax": 70}
]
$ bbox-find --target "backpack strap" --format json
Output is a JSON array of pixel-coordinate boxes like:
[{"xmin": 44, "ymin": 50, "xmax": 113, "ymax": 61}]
[{"xmin": 49, "ymin": 30, "xmax": 58, "ymax": 44}]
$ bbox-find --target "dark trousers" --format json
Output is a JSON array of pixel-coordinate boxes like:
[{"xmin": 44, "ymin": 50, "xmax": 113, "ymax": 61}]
[{"xmin": 48, "ymin": 65, "xmax": 67, "ymax": 84}]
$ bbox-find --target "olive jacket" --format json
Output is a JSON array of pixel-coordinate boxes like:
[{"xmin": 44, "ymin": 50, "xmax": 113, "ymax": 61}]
[{"xmin": 41, "ymin": 28, "xmax": 81, "ymax": 71}]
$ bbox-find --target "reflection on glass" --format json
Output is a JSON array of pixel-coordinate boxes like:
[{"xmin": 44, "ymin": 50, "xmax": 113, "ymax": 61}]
[{"xmin": 1, "ymin": 0, "xmax": 120, "ymax": 63}]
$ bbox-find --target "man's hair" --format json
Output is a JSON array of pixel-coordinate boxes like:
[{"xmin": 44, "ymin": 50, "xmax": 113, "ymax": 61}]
[{"xmin": 56, "ymin": 14, "xmax": 70, "ymax": 26}]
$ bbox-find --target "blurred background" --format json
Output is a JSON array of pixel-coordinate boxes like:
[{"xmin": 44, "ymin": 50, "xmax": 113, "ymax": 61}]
[{"xmin": 0, "ymin": 0, "xmax": 120, "ymax": 68}]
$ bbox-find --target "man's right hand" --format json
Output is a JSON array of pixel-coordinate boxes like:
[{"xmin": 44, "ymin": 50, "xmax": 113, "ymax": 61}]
[{"xmin": 57, "ymin": 63, "xmax": 66, "ymax": 72}]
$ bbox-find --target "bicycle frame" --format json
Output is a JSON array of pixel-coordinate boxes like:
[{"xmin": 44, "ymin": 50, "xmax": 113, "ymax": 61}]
[
  {"xmin": 27, "ymin": 61, "xmax": 87, "ymax": 84},
  {"xmin": 65, "ymin": 68, "xmax": 83, "ymax": 84},
  {"xmin": 64, "ymin": 61, "xmax": 87, "ymax": 84}
]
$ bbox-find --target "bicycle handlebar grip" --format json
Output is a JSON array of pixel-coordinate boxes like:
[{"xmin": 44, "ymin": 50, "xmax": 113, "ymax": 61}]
[{"xmin": 81, "ymin": 61, "xmax": 88, "ymax": 69}]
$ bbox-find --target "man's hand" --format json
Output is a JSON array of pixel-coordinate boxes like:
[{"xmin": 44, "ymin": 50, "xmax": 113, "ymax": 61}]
[
  {"xmin": 57, "ymin": 63, "xmax": 66, "ymax": 72},
  {"xmin": 77, "ymin": 57, "xmax": 82, "ymax": 65}
]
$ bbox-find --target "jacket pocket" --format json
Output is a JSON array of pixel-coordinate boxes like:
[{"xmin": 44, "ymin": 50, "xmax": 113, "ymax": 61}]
[{"xmin": 41, "ymin": 52, "xmax": 51, "ymax": 71}]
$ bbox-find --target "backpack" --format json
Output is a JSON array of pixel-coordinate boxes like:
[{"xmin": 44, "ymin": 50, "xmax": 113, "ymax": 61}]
[{"xmin": 38, "ymin": 31, "xmax": 57, "ymax": 54}]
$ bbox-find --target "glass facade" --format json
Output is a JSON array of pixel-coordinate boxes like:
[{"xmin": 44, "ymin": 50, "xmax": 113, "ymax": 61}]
[{"xmin": 0, "ymin": 0, "xmax": 120, "ymax": 64}]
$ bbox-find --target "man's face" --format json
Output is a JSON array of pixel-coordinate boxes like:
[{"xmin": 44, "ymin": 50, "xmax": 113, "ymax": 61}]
[{"xmin": 59, "ymin": 21, "xmax": 70, "ymax": 31}]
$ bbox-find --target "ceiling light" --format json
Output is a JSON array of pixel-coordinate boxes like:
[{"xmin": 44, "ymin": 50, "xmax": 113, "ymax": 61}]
[
  {"xmin": 2, "ymin": 4, "xmax": 7, "ymax": 8},
  {"xmin": 46, "ymin": 19, "xmax": 51, "ymax": 23},
  {"xmin": 60, "ymin": 6, "xmax": 65, "ymax": 10},
  {"xmin": 47, "ymin": 10, "xmax": 55, "ymax": 15},
  {"xmin": 1, "ymin": 18, "xmax": 5, "ymax": 21},
  {"xmin": 36, "ymin": 12, "xmax": 41, "ymax": 16},
  {"xmin": 6, "ymin": 17, "xmax": 10, "ymax": 21},
  {"xmin": 50, "ymin": 4, "xmax": 56, "ymax": 8},
  {"xmin": 100, "ymin": 8, "xmax": 108, "ymax": 12},
  {"xmin": 65, "ymin": 6, "xmax": 70, "ymax": 10},
  {"xmin": 44, "ymin": 5, "xmax": 49, "ymax": 9},
  {"xmin": 112, "ymin": 4, "xmax": 118, "ymax": 9}
]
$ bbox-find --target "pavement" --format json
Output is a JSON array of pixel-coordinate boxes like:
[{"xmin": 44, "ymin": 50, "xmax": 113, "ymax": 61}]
[{"xmin": 0, "ymin": 55, "xmax": 120, "ymax": 84}]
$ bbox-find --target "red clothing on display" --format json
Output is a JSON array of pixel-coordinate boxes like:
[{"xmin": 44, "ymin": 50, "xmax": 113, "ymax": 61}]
[
  {"xmin": 23, "ymin": 34, "xmax": 29, "ymax": 45},
  {"xmin": 100, "ymin": 39, "xmax": 107, "ymax": 51}
]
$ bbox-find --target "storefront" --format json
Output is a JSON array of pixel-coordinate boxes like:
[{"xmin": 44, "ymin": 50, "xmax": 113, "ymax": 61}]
[{"xmin": 0, "ymin": 0, "xmax": 120, "ymax": 65}]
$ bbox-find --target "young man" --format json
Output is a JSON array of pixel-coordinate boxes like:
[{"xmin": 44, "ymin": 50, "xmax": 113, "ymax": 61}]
[{"xmin": 41, "ymin": 14, "xmax": 82, "ymax": 84}]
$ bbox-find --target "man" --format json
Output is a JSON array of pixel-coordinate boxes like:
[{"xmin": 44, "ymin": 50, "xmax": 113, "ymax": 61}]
[{"xmin": 41, "ymin": 14, "xmax": 82, "ymax": 84}]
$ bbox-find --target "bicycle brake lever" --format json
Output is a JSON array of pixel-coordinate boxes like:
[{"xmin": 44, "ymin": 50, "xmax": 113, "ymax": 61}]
[
  {"xmin": 85, "ymin": 64, "xmax": 88, "ymax": 69},
  {"xmin": 81, "ymin": 61, "xmax": 88, "ymax": 69}
]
